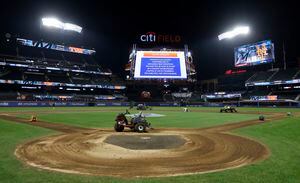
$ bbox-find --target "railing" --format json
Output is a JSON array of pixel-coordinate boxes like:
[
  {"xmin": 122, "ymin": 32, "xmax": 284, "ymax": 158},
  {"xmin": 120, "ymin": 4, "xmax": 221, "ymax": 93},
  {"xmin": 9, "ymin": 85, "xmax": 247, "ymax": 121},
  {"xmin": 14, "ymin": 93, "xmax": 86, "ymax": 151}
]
[
  {"xmin": 267, "ymin": 70, "xmax": 279, "ymax": 81},
  {"xmin": 245, "ymin": 73, "xmax": 257, "ymax": 83},
  {"xmin": 293, "ymin": 70, "xmax": 300, "ymax": 79}
]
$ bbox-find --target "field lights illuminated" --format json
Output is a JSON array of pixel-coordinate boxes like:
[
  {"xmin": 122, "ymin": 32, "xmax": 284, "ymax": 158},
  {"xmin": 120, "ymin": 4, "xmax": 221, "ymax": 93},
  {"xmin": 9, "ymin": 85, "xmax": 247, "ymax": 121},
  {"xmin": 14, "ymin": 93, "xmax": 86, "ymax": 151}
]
[
  {"xmin": 218, "ymin": 26, "xmax": 249, "ymax": 40},
  {"xmin": 42, "ymin": 18, "xmax": 82, "ymax": 33}
]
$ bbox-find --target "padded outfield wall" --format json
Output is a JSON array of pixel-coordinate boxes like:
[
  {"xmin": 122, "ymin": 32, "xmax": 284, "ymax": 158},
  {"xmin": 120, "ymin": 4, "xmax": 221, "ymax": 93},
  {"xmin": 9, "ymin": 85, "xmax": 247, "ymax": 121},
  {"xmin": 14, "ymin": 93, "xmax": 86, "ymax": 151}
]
[{"xmin": 0, "ymin": 101, "xmax": 299, "ymax": 107}]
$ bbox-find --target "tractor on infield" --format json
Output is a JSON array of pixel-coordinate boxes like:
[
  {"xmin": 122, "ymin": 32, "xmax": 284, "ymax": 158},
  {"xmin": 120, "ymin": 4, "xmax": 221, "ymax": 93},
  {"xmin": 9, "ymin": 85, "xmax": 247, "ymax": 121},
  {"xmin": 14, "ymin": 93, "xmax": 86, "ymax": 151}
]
[
  {"xmin": 220, "ymin": 105, "xmax": 237, "ymax": 113},
  {"xmin": 114, "ymin": 112, "xmax": 152, "ymax": 133}
]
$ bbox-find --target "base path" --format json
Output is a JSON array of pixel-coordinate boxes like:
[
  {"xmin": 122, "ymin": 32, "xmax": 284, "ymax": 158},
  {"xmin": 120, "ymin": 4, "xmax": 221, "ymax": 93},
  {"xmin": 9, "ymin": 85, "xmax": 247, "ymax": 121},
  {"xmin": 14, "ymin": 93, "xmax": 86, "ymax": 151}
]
[{"xmin": 0, "ymin": 112, "xmax": 285, "ymax": 178}]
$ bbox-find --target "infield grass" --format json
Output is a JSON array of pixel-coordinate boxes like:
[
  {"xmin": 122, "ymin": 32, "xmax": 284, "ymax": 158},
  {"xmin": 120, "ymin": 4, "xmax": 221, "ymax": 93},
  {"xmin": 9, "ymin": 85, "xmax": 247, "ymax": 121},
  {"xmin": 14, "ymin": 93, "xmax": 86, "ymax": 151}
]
[{"xmin": 15, "ymin": 108, "xmax": 259, "ymax": 128}]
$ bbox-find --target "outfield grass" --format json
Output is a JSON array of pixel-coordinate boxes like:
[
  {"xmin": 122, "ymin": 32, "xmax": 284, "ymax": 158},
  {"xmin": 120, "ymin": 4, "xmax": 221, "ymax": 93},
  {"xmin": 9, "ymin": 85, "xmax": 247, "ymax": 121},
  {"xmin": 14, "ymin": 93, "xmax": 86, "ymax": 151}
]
[{"xmin": 0, "ymin": 107, "xmax": 300, "ymax": 183}]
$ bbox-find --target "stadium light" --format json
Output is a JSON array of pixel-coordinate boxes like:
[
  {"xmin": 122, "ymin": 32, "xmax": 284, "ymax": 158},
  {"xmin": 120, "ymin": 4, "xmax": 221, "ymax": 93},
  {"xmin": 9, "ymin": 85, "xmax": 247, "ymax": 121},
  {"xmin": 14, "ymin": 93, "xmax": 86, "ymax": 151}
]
[
  {"xmin": 218, "ymin": 26, "xmax": 249, "ymax": 41},
  {"xmin": 42, "ymin": 17, "xmax": 82, "ymax": 33},
  {"xmin": 63, "ymin": 23, "xmax": 82, "ymax": 33},
  {"xmin": 187, "ymin": 51, "xmax": 192, "ymax": 57}
]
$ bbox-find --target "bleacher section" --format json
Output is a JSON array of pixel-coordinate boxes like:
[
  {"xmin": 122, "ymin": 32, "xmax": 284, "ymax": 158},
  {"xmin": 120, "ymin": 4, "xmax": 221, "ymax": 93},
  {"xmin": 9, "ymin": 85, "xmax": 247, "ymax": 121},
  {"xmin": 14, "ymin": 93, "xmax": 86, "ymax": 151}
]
[
  {"xmin": 243, "ymin": 90, "xmax": 271, "ymax": 100},
  {"xmin": 218, "ymin": 71, "xmax": 254, "ymax": 91},
  {"xmin": 269, "ymin": 69, "xmax": 298, "ymax": 81},
  {"xmin": 0, "ymin": 53, "xmax": 125, "ymax": 84},
  {"xmin": 246, "ymin": 71, "xmax": 277, "ymax": 83},
  {"xmin": 47, "ymin": 73, "xmax": 71, "ymax": 83},
  {"xmin": 24, "ymin": 72, "xmax": 45, "ymax": 81},
  {"xmin": 71, "ymin": 73, "xmax": 91, "ymax": 84},
  {"xmin": 199, "ymin": 68, "xmax": 300, "ymax": 105},
  {"xmin": 0, "ymin": 51, "xmax": 103, "ymax": 74},
  {"xmin": 292, "ymin": 70, "xmax": 300, "ymax": 79},
  {"xmin": 0, "ymin": 46, "xmax": 126, "ymax": 102},
  {"xmin": 270, "ymin": 91, "xmax": 299, "ymax": 100},
  {"xmin": 245, "ymin": 68, "xmax": 300, "ymax": 87},
  {"xmin": 0, "ymin": 69, "xmax": 23, "ymax": 80}
]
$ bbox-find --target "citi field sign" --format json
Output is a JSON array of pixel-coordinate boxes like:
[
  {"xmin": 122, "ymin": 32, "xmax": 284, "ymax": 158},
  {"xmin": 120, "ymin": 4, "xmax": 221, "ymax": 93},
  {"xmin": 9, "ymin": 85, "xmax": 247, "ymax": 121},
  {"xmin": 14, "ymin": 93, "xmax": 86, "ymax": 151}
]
[{"xmin": 140, "ymin": 32, "xmax": 181, "ymax": 44}]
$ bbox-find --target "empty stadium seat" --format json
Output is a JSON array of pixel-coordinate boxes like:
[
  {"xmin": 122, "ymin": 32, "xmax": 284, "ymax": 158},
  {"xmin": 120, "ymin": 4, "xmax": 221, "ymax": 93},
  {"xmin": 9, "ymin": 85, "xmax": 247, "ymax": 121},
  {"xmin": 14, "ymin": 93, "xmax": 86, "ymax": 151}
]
[
  {"xmin": 270, "ymin": 69, "xmax": 298, "ymax": 81},
  {"xmin": 246, "ymin": 71, "xmax": 277, "ymax": 83}
]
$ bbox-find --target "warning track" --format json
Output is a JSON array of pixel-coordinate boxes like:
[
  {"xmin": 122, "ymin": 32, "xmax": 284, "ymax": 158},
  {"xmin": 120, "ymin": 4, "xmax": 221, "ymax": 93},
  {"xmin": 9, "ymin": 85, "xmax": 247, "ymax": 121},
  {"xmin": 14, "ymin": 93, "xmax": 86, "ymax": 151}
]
[{"xmin": 0, "ymin": 111, "xmax": 285, "ymax": 178}]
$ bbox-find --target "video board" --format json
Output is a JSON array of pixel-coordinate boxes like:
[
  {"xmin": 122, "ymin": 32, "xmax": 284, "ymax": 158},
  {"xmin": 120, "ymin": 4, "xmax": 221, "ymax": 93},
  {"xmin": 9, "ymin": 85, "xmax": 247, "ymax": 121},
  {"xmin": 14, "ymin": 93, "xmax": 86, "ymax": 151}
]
[
  {"xmin": 235, "ymin": 40, "xmax": 274, "ymax": 67},
  {"xmin": 134, "ymin": 51, "xmax": 187, "ymax": 79},
  {"xmin": 250, "ymin": 95, "xmax": 278, "ymax": 101}
]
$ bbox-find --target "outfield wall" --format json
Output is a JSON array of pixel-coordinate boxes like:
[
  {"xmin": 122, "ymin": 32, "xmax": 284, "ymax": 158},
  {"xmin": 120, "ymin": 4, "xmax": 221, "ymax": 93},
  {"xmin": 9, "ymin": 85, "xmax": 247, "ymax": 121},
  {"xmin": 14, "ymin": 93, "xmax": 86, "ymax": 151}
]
[{"xmin": 0, "ymin": 101, "xmax": 299, "ymax": 107}]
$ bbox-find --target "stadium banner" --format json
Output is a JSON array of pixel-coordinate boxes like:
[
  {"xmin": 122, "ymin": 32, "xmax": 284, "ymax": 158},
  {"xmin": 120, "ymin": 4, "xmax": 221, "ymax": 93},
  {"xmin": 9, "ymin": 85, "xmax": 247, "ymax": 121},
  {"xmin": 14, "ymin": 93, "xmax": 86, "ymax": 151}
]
[
  {"xmin": 134, "ymin": 51, "xmax": 187, "ymax": 79},
  {"xmin": 95, "ymin": 102, "xmax": 178, "ymax": 107},
  {"xmin": 16, "ymin": 38, "xmax": 96, "ymax": 55},
  {"xmin": 0, "ymin": 102, "xmax": 180, "ymax": 107},
  {"xmin": 0, "ymin": 102, "xmax": 88, "ymax": 107},
  {"xmin": 202, "ymin": 93, "xmax": 241, "ymax": 99},
  {"xmin": 95, "ymin": 102, "xmax": 129, "ymax": 106},
  {"xmin": 245, "ymin": 79, "xmax": 300, "ymax": 87},
  {"xmin": 96, "ymin": 103, "xmax": 180, "ymax": 107},
  {"xmin": 234, "ymin": 40, "xmax": 275, "ymax": 67},
  {"xmin": 250, "ymin": 95, "xmax": 278, "ymax": 101},
  {"xmin": 1, "ymin": 101, "xmax": 298, "ymax": 107}
]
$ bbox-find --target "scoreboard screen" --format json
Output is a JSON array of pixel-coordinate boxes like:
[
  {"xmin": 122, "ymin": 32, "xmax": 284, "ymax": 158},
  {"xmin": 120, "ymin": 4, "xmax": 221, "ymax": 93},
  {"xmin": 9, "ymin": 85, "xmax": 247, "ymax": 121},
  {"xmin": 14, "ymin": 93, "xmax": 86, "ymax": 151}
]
[
  {"xmin": 134, "ymin": 51, "xmax": 187, "ymax": 79},
  {"xmin": 234, "ymin": 40, "xmax": 274, "ymax": 67}
]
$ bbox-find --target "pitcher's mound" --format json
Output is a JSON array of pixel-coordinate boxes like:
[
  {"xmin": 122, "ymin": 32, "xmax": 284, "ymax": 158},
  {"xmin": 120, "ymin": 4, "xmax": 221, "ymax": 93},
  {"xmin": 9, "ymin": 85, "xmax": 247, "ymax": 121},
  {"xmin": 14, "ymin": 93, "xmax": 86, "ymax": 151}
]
[{"xmin": 104, "ymin": 135, "xmax": 186, "ymax": 150}]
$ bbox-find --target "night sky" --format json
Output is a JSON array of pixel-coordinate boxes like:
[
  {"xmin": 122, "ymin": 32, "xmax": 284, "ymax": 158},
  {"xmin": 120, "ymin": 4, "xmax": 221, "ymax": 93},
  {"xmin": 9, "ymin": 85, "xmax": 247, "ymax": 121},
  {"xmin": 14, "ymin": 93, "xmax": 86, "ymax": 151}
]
[{"xmin": 1, "ymin": 0, "xmax": 299, "ymax": 80}]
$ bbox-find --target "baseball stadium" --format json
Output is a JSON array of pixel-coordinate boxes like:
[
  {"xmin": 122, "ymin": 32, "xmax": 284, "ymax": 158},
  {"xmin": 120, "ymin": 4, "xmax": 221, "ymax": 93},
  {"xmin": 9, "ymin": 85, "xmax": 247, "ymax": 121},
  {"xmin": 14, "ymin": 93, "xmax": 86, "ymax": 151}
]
[{"xmin": 1, "ymin": 1, "xmax": 300, "ymax": 183}]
